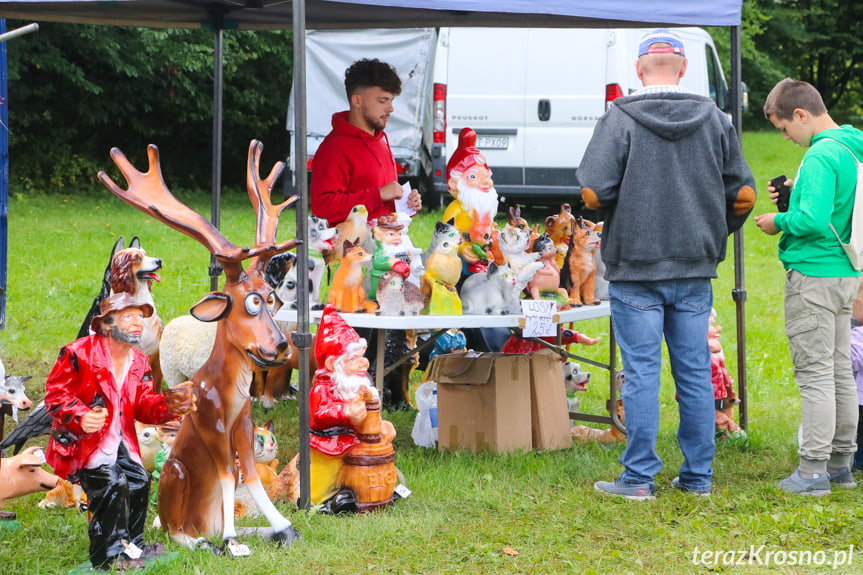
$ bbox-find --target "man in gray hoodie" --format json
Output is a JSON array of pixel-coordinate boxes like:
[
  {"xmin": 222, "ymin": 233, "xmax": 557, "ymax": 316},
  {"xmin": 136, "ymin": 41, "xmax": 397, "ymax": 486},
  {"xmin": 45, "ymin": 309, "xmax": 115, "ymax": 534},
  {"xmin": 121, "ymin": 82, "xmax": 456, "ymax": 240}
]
[{"xmin": 577, "ymin": 28, "xmax": 756, "ymax": 500}]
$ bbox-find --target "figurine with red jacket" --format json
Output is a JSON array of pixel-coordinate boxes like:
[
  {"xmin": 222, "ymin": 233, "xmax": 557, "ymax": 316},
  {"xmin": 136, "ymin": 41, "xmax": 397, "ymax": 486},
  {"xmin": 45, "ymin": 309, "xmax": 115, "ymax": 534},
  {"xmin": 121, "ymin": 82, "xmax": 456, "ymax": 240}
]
[{"xmin": 45, "ymin": 293, "xmax": 196, "ymax": 571}]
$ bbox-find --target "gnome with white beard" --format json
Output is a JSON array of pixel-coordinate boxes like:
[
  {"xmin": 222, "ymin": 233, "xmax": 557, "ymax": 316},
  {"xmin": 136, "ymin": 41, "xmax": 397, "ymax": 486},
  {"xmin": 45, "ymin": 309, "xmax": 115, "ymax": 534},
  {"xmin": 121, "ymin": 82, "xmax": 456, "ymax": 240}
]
[
  {"xmin": 305, "ymin": 304, "xmax": 397, "ymax": 511},
  {"xmin": 442, "ymin": 127, "xmax": 499, "ymax": 235}
]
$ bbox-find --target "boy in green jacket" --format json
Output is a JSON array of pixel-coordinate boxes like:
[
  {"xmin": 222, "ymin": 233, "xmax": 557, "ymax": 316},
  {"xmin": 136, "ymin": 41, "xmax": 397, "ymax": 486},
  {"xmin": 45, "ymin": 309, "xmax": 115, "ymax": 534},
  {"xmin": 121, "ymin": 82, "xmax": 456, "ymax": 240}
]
[{"xmin": 756, "ymin": 78, "xmax": 863, "ymax": 495}]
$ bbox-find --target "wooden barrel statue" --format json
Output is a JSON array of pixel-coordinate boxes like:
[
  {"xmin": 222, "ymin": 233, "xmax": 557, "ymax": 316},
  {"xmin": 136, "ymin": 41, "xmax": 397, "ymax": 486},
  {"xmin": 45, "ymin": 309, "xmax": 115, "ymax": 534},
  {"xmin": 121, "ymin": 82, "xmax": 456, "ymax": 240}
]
[{"xmin": 339, "ymin": 386, "xmax": 397, "ymax": 512}]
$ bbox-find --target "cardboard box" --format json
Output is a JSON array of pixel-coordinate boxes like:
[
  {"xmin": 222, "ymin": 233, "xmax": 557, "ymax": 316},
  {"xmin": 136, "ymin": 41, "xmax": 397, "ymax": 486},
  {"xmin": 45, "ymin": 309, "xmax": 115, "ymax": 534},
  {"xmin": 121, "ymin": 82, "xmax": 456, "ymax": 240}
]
[
  {"xmin": 431, "ymin": 351, "xmax": 532, "ymax": 452},
  {"xmin": 527, "ymin": 352, "xmax": 572, "ymax": 451}
]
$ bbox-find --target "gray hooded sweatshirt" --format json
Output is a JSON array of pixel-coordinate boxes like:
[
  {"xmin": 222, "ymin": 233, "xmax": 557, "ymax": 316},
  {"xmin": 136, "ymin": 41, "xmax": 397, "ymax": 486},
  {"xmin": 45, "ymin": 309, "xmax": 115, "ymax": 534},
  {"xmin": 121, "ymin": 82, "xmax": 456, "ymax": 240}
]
[{"xmin": 577, "ymin": 92, "xmax": 755, "ymax": 282}]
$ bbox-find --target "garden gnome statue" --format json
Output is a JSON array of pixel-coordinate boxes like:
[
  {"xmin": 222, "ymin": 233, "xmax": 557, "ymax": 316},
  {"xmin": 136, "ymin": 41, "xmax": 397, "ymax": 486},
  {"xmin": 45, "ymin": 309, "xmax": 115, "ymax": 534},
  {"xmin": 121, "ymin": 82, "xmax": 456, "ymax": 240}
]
[
  {"xmin": 369, "ymin": 212, "xmax": 412, "ymax": 301},
  {"xmin": 308, "ymin": 304, "xmax": 398, "ymax": 512},
  {"xmin": 442, "ymin": 128, "xmax": 499, "ymax": 234},
  {"xmin": 709, "ymin": 310, "xmax": 745, "ymax": 442}
]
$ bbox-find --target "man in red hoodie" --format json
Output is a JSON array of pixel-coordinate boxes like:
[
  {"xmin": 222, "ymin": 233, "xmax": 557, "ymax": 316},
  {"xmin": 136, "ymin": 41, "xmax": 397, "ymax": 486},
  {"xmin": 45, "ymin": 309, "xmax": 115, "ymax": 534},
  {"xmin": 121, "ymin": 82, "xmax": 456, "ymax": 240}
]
[{"xmin": 311, "ymin": 58, "xmax": 422, "ymax": 225}]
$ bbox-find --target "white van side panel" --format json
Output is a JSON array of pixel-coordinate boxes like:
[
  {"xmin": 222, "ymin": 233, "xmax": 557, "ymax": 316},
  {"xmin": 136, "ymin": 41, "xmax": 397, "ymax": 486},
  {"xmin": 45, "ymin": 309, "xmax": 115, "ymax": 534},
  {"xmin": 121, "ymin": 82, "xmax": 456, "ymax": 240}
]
[
  {"xmin": 443, "ymin": 28, "xmax": 530, "ymax": 184},
  {"xmin": 523, "ymin": 28, "xmax": 608, "ymax": 184}
]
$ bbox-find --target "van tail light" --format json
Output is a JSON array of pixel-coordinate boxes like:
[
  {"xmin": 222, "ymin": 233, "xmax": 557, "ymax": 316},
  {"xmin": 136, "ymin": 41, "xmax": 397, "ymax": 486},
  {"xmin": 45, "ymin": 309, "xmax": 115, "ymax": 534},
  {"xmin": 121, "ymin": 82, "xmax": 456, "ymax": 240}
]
[
  {"xmin": 605, "ymin": 83, "xmax": 623, "ymax": 111},
  {"xmin": 307, "ymin": 156, "xmax": 314, "ymax": 170},
  {"xmin": 395, "ymin": 160, "xmax": 408, "ymax": 175},
  {"xmin": 433, "ymin": 83, "xmax": 447, "ymax": 143}
]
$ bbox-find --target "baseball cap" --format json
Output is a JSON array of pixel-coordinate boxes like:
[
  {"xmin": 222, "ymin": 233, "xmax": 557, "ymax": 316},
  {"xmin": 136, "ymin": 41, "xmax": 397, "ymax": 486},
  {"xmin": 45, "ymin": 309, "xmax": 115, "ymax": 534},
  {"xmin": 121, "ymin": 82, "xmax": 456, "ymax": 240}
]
[{"xmin": 638, "ymin": 28, "xmax": 685, "ymax": 57}]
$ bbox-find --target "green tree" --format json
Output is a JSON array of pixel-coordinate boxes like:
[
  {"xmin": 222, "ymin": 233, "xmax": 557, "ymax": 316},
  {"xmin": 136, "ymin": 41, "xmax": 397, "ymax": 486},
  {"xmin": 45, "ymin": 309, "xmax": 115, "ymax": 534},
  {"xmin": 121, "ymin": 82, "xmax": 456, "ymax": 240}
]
[
  {"xmin": 5, "ymin": 22, "xmax": 293, "ymax": 192},
  {"xmin": 712, "ymin": 0, "xmax": 863, "ymax": 127}
]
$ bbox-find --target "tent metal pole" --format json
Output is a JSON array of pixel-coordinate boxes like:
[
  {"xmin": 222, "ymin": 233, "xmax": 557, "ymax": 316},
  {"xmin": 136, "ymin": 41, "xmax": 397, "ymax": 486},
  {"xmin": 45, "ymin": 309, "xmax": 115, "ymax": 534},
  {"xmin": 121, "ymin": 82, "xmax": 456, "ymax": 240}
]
[
  {"xmin": 293, "ymin": 0, "xmax": 312, "ymax": 512},
  {"xmin": 209, "ymin": 23, "xmax": 224, "ymax": 291},
  {"xmin": 730, "ymin": 24, "xmax": 748, "ymax": 430}
]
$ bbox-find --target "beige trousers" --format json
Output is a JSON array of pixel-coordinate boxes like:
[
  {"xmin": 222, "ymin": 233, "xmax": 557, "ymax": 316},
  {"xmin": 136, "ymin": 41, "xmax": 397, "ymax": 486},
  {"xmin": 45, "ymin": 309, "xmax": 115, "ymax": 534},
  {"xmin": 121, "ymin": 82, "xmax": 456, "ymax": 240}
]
[{"xmin": 785, "ymin": 270, "xmax": 860, "ymax": 473}]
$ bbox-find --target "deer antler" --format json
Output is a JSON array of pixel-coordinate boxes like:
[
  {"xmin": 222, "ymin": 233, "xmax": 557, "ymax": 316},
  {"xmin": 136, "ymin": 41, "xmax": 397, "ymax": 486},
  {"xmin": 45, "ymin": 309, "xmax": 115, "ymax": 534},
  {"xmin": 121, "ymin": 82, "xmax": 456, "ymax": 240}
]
[
  {"xmin": 98, "ymin": 145, "xmax": 253, "ymax": 281},
  {"xmin": 246, "ymin": 140, "xmax": 299, "ymax": 276}
]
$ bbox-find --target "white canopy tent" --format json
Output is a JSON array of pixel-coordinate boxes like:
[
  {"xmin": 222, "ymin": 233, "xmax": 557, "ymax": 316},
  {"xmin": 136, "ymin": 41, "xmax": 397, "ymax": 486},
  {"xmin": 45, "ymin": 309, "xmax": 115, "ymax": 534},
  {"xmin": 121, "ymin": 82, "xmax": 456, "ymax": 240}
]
[{"xmin": 0, "ymin": 0, "xmax": 748, "ymax": 509}]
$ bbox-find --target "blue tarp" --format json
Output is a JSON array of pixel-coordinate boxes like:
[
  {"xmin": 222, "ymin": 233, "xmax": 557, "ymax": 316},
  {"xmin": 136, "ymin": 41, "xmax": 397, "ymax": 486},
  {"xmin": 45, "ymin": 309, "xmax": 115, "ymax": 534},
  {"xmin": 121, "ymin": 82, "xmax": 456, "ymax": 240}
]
[{"xmin": 0, "ymin": 0, "xmax": 741, "ymax": 29}]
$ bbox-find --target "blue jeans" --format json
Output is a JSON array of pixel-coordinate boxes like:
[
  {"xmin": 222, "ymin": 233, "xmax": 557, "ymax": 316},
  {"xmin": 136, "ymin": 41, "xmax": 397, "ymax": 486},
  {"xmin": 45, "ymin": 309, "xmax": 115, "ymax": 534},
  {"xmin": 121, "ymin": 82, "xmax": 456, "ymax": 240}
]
[{"xmin": 610, "ymin": 279, "xmax": 715, "ymax": 490}]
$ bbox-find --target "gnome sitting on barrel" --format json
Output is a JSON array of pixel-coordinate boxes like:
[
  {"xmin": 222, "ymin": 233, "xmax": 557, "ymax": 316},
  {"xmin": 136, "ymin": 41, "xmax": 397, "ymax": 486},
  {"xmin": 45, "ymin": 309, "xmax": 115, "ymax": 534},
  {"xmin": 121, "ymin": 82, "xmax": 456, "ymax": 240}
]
[{"xmin": 305, "ymin": 303, "xmax": 398, "ymax": 513}]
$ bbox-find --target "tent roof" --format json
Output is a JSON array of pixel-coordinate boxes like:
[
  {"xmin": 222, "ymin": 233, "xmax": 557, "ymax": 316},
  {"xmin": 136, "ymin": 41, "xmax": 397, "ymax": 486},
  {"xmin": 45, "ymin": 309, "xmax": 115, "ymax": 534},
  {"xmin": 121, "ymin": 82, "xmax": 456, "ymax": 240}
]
[{"xmin": 0, "ymin": 0, "xmax": 742, "ymax": 29}]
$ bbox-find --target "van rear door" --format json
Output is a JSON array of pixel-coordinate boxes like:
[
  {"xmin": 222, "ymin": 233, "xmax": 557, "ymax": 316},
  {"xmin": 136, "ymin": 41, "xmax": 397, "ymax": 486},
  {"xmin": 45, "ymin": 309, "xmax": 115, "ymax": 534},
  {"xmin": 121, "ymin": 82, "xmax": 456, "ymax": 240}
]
[{"xmin": 523, "ymin": 28, "xmax": 608, "ymax": 192}]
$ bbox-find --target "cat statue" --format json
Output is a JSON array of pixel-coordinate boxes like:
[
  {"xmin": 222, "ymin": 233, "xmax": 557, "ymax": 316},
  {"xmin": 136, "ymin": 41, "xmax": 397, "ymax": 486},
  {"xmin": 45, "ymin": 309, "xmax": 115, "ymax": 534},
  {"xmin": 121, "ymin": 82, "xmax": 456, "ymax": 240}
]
[
  {"xmin": 460, "ymin": 261, "xmax": 517, "ymax": 315},
  {"xmin": 235, "ymin": 420, "xmax": 280, "ymax": 518},
  {"xmin": 376, "ymin": 270, "xmax": 424, "ymax": 316},
  {"xmin": 498, "ymin": 223, "xmax": 544, "ymax": 311},
  {"xmin": 421, "ymin": 219, "xmax": 463, "ymax": 315}
]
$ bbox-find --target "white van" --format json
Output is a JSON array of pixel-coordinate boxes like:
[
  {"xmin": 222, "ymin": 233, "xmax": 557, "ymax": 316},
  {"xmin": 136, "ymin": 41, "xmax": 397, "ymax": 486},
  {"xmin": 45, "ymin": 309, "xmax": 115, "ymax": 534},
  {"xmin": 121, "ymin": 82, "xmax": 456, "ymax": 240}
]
[{"xmin": 431, "ymin": 27, "xmax": 732, "ymax": 205}]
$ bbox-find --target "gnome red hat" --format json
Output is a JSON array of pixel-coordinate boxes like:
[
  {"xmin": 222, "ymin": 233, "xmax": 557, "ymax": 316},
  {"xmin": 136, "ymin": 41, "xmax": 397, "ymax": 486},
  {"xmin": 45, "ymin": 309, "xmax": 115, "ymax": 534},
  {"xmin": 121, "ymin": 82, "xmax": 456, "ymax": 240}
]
[
  {"xmin": 316, "ymin": 303, "xmax": 363, "ymax": 368},
  {"xmin": 446, "ymin": 127, "xmax": 487, "ymax": 180}
]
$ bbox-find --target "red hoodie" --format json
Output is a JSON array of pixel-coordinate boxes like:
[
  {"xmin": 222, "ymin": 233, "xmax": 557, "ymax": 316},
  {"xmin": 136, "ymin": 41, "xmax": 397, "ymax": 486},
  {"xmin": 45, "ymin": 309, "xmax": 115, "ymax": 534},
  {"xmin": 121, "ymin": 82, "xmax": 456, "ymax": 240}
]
[{"xmin": 310, "ymin": 111, "xmax": 397, "ymax": 225}]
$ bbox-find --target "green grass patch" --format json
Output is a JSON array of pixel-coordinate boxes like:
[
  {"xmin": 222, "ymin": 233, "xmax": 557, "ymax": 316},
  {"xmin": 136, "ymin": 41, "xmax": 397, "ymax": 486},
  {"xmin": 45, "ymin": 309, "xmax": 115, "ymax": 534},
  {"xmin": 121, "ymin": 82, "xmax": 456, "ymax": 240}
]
[{"xmin": 2, "ymin": 132, "xmax": 862, "ymax": 574}]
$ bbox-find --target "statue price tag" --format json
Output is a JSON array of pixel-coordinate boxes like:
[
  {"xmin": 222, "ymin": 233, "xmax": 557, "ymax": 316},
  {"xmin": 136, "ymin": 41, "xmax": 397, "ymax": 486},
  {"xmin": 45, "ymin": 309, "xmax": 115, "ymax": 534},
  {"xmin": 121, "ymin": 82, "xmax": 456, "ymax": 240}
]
[
  {"xmin": 33, "ymin": 447, "xmax": 47, "ymax": 465},
  {"xmin": 521, "ymin": 300, "xmax": 557, "ymax": 337},
  {"xmin": 121, "ymin": 540, "xmax": 143, "ymax": 559},
  {"xmin": 228, "ymin": 540, "xmax": 251, "ymax": 557},
  {"xmin": 394, "ymin": 483, "xmax": 412, "ymax": 499}
]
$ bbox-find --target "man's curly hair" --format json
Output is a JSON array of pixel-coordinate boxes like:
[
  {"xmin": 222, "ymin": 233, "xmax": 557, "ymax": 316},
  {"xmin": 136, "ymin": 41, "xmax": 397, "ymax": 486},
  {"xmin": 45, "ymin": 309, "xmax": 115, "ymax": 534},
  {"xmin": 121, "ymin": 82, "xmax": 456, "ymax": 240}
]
[{"xmin": 344, "ymin": 58, "xmax": 402, "ymax": 99}]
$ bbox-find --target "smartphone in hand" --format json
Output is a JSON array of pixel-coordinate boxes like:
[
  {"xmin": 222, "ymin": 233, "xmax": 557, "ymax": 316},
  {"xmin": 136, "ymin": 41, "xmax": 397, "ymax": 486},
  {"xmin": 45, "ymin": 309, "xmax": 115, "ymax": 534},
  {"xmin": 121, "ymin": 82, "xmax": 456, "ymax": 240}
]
[{"xmin": 770, "ymin": 174, "xmax": 791, "ymax": 213}]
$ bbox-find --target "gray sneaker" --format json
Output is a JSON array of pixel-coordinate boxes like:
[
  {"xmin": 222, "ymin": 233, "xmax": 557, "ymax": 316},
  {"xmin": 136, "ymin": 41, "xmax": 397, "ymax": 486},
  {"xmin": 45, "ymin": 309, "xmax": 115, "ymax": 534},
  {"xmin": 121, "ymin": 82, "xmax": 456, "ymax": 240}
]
[
  {"xmin": 671, "ymin": 476, "xmax": 711, "ymax": 497},
  {"xmin": 777, "ymin": 469, "xmax": 831, "ymax": 496},
  {"xmin": 594, "ymin": 478, "xmax": 656, "ymax": 501},
  {"xmin": 827, "ymin": 467, "xmax": 857, "ymax": 488}
]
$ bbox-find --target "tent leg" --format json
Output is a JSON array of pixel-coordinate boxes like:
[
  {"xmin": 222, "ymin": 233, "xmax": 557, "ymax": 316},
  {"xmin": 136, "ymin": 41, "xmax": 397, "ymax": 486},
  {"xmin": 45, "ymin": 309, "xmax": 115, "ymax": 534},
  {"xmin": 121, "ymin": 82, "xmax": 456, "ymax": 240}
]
[
  {"xmin": 730, "ymin": 25, "xmax": 748, "ymax": 431},
  {"xmin": 209, "ymin": 25, "xmax": 224, "ymax": 291},
  {"xmin": 293, "ymin": 0, "xmax": 312, "ymax": 513}
]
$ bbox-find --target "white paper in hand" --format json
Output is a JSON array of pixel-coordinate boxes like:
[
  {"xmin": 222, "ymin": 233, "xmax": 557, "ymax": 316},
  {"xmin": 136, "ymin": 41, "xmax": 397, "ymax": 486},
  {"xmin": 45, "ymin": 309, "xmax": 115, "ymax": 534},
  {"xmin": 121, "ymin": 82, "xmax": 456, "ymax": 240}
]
[
  {"xmin": 394, "ymin": 181, "xmax": 415, "ymax": 216},
  {"xmin": 521, "ymin": 300, "xmax": 557, "ymax": 337}
]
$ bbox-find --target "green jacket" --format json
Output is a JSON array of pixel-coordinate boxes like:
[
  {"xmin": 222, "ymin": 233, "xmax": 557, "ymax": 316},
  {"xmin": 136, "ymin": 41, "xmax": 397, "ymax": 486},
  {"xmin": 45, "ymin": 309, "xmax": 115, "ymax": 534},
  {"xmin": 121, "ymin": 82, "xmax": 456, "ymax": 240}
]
[{"xmin": 774, "ymin": 125, "xmax": 863, "ymax": 277}]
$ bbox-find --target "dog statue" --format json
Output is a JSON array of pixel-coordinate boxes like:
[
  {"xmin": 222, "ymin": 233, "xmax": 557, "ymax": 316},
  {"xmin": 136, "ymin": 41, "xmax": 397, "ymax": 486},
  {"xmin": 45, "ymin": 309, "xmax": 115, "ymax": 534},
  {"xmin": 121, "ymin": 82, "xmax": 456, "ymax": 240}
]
[
  {"xmin": 571, "ymin": 371, "xmax": 626, "ymax": 444},
  {"xmin": 545, "ymin": 203, "xmax": 576, "ymax": 270},
  {"xmin": 561, "ymin": 217, "xmax": 601, "ymax": 306}
]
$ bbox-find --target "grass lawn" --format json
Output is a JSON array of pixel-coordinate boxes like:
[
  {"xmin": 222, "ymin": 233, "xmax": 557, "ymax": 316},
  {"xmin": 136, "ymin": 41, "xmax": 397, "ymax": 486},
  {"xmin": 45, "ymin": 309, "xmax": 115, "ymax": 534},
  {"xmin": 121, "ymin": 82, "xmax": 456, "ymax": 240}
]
[{"xmin": 2, "ymin": 132, "xmax": 863, "ymax": 574}]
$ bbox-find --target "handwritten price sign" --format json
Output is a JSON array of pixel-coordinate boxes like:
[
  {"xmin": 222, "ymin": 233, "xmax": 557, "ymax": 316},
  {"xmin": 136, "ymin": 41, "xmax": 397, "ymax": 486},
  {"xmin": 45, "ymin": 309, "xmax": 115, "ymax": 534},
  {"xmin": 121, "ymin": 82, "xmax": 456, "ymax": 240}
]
[{"xmin": 521, "ymin": 300, "xmax": 557, "ymax": 337}]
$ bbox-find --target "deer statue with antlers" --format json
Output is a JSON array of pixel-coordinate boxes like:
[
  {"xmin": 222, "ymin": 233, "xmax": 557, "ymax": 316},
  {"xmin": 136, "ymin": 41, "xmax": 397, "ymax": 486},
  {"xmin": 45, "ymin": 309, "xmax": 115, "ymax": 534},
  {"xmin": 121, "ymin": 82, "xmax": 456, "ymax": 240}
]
[{"xmin": 98, "ymin": 141, "xmax": 301, "ymax": 551}]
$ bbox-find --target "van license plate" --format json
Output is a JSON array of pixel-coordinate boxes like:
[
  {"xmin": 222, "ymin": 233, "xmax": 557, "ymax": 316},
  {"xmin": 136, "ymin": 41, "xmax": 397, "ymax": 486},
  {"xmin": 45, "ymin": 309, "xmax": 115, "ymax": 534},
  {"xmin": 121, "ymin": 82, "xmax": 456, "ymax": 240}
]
[{"xmin": 476, "ymin": 136, "xmax": 509, "ymax": 149}]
